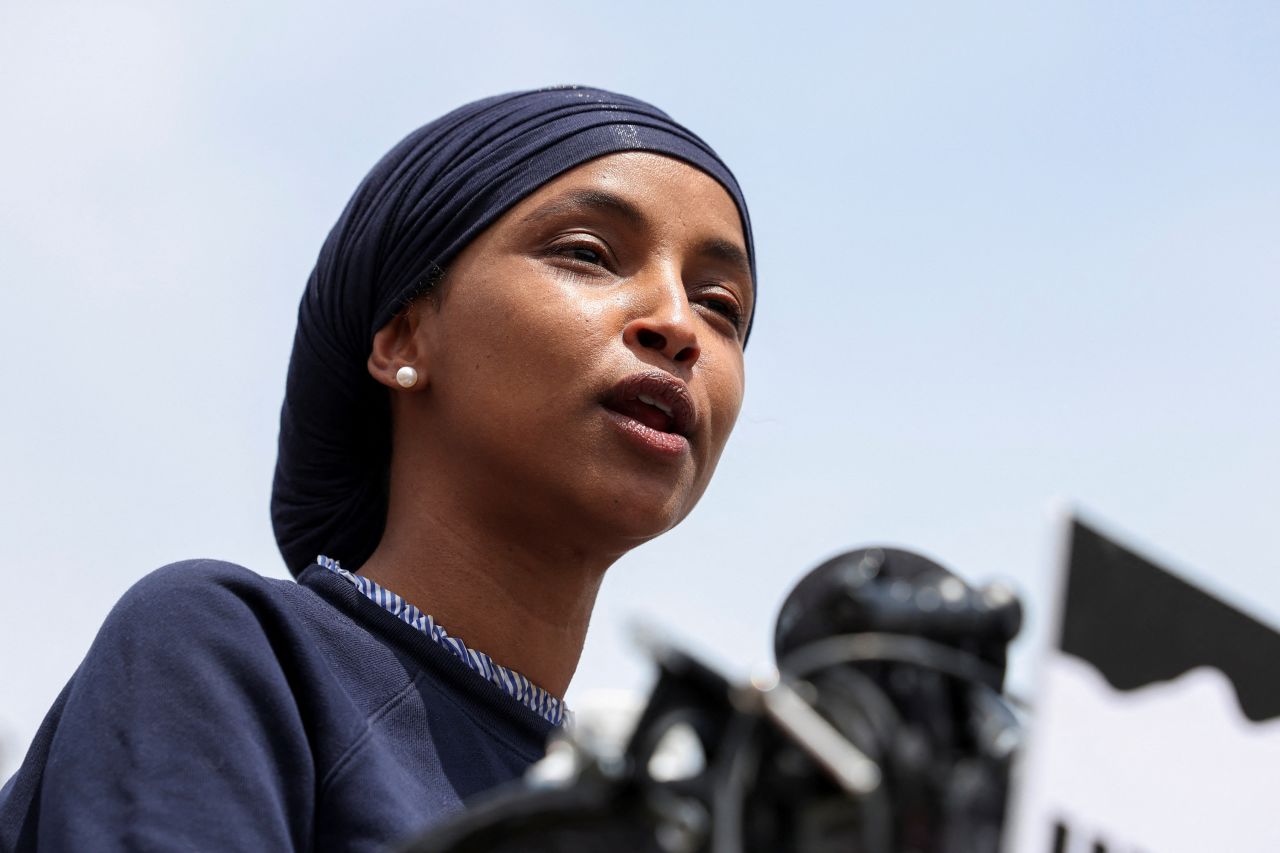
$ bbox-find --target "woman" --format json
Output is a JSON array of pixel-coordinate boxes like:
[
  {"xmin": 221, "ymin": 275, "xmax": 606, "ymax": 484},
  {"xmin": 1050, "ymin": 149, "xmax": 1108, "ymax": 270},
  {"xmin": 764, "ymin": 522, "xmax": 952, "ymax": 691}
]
[{"xmin": 0, "ymin": 86, "xmax": 755, "ymax": 851}]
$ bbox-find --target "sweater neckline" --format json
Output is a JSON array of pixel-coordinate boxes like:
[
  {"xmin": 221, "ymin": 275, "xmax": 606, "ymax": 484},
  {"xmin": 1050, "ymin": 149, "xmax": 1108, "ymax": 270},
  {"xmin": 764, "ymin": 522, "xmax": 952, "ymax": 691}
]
[
  {"xmin": 312, "ymin": 556, "xmax": 569, "ymax": 727},
  {"xmin": 295, "ymin": 563, "xmax": 557, "ymax": 750}
]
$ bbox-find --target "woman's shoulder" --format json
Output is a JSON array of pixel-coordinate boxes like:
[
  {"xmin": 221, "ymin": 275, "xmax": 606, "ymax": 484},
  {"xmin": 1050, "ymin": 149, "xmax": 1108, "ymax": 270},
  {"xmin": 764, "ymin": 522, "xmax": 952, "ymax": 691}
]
[
  {"xmin": 73, "ymin": 559, "xmax": 335, "ymax": 734},
  {"xmin": 113, "ymin": 558, "xmax": 297, "ymax": 611},
  {"xmin": 94, "ymin": 559, "xmax": 313, "ymax": 658},
  {"xmin": 0, "ymin": 560, "xmax": 327, "ymax": 850}
]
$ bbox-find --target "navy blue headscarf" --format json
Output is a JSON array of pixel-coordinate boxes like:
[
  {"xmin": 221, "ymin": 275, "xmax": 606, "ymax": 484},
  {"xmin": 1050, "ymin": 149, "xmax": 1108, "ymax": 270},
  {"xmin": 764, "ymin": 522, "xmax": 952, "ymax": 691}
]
[{"xmin": 272, "ymin": 85, "xmax": 756, "ymax": 576}]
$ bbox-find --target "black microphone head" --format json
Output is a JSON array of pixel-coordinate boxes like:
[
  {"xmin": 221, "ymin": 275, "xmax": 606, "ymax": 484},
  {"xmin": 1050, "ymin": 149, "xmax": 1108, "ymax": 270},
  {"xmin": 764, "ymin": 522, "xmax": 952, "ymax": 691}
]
[{"xmin": 773, "ymin": 546, "xmax": 1022, "ymax": 671}]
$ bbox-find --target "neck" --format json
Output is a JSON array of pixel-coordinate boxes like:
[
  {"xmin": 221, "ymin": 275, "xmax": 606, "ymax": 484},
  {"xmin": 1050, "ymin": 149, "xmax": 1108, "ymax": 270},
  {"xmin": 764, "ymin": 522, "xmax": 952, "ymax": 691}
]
[{"xmin": 357, "ymin": 495, "xmax": 614, "ymax": 700}]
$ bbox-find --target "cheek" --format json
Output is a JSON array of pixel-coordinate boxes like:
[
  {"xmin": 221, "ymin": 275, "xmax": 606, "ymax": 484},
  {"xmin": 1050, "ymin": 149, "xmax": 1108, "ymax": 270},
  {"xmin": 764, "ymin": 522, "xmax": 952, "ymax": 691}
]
[
  {"xmin": 524, "ymin": 284, "xmax": 638, "ymax": 381},
  {"xmin": 704, "ymin": 356, "xmax": 746, "ymax": 453},
  {"xmin": 461, "ymin": 266, "xmax": 605, "ymax": 355},
  {"xmin": 448, "ymin": 268, "xmax": 624, "ymax": 415}
]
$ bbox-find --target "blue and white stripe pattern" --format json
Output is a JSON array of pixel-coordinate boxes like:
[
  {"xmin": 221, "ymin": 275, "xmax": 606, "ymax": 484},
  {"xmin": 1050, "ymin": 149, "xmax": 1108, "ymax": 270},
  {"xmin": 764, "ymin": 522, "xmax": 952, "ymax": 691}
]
[{"xmin": 316, "ymin": 555, "xmax": 569, "ymax": 727}]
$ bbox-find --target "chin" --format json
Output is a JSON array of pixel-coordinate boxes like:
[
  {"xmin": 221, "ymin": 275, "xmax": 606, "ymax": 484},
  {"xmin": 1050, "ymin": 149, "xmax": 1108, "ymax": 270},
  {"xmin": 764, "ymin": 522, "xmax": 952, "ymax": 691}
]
[{"xmin": 584, "ymin": 482, "xmax": 704, "ymax": 549}]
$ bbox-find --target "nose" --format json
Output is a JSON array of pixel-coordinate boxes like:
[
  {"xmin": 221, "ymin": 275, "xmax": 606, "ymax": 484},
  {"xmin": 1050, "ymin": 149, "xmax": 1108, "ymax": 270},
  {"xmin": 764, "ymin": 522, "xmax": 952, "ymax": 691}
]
[{"xmin": 622, "ymin": 270, "xmax": 701, "ymax": 368}]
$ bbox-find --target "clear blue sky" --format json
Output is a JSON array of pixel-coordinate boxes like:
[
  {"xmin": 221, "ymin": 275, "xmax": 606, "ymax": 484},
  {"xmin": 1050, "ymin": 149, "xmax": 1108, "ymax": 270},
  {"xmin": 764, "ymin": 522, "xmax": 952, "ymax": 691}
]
[{"xmin": 2, "ymin": 1, "xmax": 1277, "ymax": 774}]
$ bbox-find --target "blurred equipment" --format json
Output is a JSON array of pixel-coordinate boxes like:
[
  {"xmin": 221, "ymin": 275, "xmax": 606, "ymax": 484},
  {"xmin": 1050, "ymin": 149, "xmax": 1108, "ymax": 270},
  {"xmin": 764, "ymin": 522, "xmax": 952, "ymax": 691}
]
[{"xmin": 398, "ymin": 547, "xmax": 1023, "ymax": 853}]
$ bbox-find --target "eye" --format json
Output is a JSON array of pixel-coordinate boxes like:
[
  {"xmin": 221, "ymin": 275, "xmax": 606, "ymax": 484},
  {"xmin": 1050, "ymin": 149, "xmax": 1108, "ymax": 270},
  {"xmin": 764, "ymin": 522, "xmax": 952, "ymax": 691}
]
[
  {"xmin": 547, "ymin": 236, "xmax": 613, "ymax": 272},
  {"xmin": 695, "ymin": 292, "xmax": 745, "ymax": 333},
  {"xmin": 565, "ymin": 246, "xmax": 606, "ymax": 266}
]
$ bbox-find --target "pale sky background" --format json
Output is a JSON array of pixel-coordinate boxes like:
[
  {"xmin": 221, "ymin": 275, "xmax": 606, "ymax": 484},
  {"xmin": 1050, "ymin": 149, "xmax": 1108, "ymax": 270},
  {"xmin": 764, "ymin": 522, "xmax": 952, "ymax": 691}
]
[{"xmin": 1, "ymin": 1, "xmax": 1277, "ymax": 776}]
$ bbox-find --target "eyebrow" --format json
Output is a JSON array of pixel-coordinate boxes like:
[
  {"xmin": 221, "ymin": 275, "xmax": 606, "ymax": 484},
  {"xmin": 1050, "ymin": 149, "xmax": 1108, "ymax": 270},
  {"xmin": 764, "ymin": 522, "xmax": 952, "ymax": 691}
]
[
  {"xmin": 697, "ymin": 236, "xmax": 753, "ymax": 285},
  {"xmin": 521, "ymin": 189, "xmax": 649, "ymax": 229}
]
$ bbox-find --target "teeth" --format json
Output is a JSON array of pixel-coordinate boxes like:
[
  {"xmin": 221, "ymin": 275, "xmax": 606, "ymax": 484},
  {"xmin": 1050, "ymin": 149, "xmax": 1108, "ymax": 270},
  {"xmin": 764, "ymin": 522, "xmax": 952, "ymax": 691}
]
[{"xmin": 637, "ymin": 393, "xmax": 674, "ymax": 417}]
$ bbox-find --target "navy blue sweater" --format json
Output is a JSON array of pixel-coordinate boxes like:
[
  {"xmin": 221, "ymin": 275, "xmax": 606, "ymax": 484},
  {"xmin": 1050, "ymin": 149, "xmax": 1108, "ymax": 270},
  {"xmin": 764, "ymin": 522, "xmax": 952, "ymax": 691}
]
[{"xmin": 0, "ymin": 560, "xmax": 553, "ymax": 851}]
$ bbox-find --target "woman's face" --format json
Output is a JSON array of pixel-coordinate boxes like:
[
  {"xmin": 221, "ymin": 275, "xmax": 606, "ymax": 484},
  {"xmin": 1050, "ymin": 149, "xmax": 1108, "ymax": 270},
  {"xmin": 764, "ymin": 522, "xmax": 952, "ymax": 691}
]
[{"xmin": 398, "ymin": 151, "xmax": 752, "ymax": 552}]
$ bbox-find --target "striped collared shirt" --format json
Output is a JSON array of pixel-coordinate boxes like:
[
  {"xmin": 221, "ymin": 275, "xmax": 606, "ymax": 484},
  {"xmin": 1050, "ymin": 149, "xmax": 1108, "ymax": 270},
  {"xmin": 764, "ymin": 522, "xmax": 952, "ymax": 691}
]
[{"xmin": 316, "ymin": 556, "xmax": 569, "ymax": 727}]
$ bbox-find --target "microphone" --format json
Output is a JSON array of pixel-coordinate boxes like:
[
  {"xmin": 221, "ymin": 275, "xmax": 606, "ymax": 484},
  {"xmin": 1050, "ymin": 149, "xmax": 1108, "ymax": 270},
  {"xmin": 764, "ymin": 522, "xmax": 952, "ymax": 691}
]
[
  {"xmin": 770, "ymin": 546, "xmax": 1023, "ymax": 853},
  {"xmin": 774, "ymin": 546, "xmax": 1022, "ymax": 684}
]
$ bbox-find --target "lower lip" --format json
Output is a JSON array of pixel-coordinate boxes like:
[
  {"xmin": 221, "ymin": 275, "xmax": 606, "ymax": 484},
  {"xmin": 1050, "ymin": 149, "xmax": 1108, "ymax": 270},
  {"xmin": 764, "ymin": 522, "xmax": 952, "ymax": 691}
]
[{"xmin": 601, "ymin": 407, "xmax": 690, "ymax": 458}]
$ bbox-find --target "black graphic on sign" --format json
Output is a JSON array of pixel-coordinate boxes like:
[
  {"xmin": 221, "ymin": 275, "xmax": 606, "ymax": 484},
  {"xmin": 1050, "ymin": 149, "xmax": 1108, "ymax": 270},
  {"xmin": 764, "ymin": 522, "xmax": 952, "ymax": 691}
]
[{"xmin": 1060, "ymin": 520, "xmax": 1280, "ymax": 723}]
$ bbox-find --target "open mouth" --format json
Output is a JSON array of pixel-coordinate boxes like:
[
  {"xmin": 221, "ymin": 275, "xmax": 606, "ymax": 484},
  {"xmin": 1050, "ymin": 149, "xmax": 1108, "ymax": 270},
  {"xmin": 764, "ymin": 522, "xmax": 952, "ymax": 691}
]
[
  {"xmin": 601, "ymin": 371, "xmax": 696, "ymax": 452},
  {"xmin": 605, "ymin": 392, "xmax": 678, "ymax": 433}
]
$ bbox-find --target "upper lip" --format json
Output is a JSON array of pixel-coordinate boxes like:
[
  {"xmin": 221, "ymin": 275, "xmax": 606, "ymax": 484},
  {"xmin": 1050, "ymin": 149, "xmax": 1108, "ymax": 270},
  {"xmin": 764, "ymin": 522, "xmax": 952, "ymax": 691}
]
[{"xmin": 602, "ymin": 371, "xmax": 697, "ymax": 438}]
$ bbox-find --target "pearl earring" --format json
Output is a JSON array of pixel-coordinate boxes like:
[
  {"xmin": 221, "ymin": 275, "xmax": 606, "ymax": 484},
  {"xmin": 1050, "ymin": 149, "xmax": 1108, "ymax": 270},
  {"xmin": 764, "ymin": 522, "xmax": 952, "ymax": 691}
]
[{"xmin": 395, "ymin": 366, "xmax": 419, "ymax": 388}]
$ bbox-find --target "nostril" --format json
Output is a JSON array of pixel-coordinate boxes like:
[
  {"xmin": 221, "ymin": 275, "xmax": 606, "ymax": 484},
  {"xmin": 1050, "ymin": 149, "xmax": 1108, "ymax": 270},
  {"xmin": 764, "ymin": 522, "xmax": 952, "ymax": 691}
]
[
  {"xmin": 673, "ymin": 346, "xmax": 697, "ymax": 363},
  {"xmin": 637, "ymin": 328, "xmax": 667, "ymax": 351}
]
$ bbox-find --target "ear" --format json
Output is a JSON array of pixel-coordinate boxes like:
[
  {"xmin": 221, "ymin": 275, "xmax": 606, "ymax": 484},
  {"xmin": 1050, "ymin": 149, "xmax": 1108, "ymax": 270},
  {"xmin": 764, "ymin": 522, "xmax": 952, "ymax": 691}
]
[{"xmin": 368, "ymin": 305, "xmax": 429, "ymax": 391}]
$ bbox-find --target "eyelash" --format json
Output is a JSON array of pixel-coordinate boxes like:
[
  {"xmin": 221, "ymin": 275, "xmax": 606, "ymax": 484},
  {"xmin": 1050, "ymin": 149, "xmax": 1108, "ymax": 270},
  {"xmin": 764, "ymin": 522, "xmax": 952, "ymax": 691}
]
[
  {"xmin": 546, "ymin": 239, "xmax": 746, "ymax": 334},
  {"xmin": 694, "ymin": 291, "xmax": 745, "ymax": 333},
  {"xmin": 550, "ymin": 239, "xmax": 612, "ymax": 272}
]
